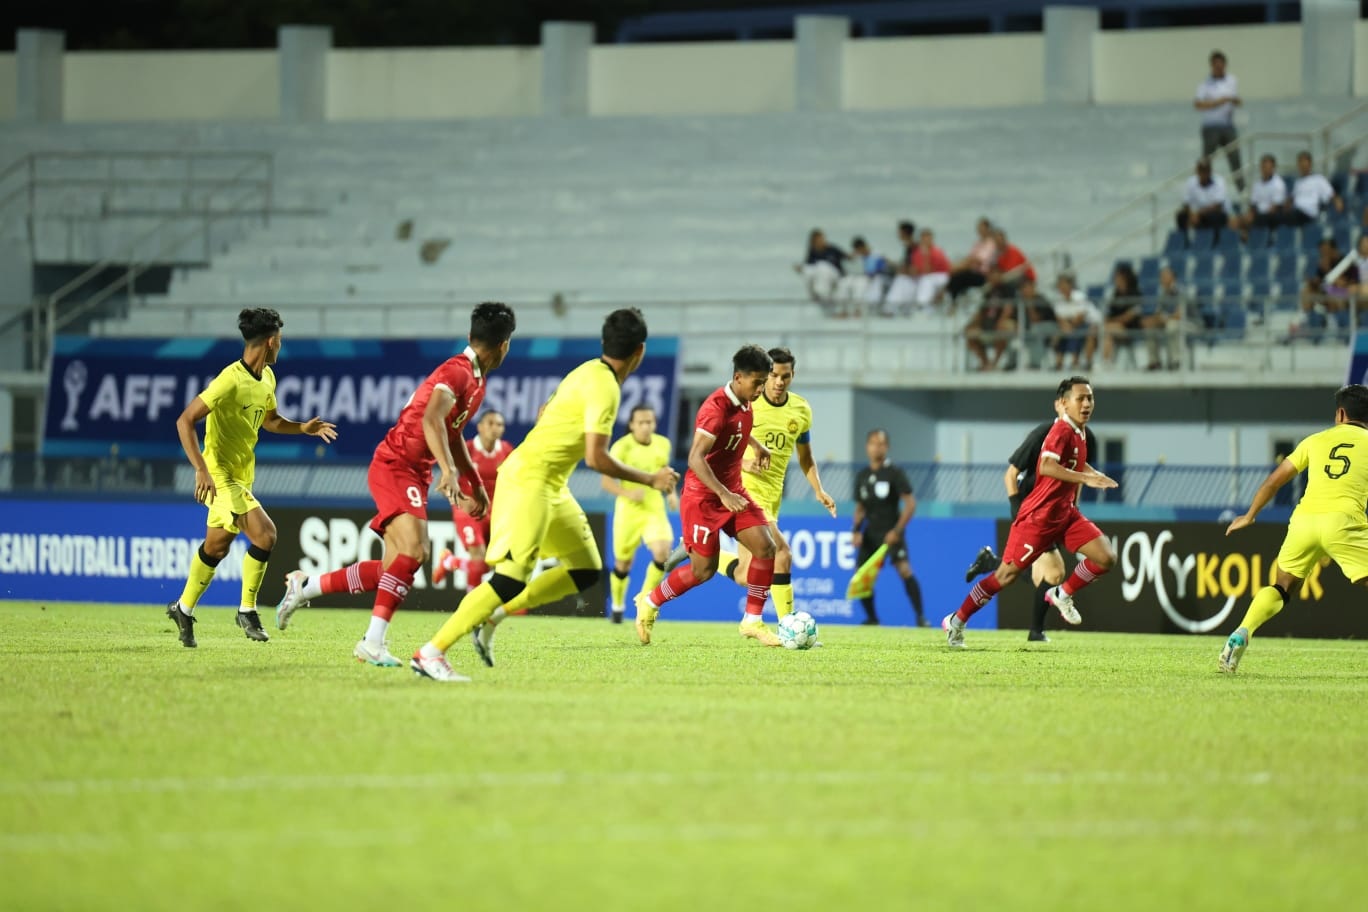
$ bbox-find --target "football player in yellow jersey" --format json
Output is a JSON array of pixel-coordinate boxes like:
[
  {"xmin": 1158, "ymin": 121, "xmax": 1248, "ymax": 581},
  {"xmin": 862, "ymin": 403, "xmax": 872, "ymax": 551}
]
[
  {"xmin": 1221, "ymin": 383, "xmax": 1368, "ymax": 673},
  {"xmin": 412, "ymin": 309, "xmax": 680, "ymax": 681},
  {"xmin": 167, "ymin": 308, "xmax": 337, "ymax": 648},
  {"xmin": 707, "ymin": 347, "xmax": 837, "ymax": 618},
  {"xmin": 601, "ymin": 405, "xmax": 679, "ymax": 623}
]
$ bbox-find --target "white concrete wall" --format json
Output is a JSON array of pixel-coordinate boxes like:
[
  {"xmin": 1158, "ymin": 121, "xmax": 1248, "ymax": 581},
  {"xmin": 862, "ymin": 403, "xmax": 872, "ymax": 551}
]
[
  {"xmin": 0, "ymin": 53, "xmax": 15, "ymax": 122},
  {"xmin": 1354, "ymin": 19, "xmax": 1368, "ymax": 97},
  {"xmin": 589, "ymin": 42, "xmax": 794, "ymax": 116},
  {"xmin": 843, "ymin": 34, "xmax": 1045, "ymax": 110},
  {"xmin": 1094, "ymin": 24, "xmax": 1302, "ymax": 104},
  {"xmin": 327, "ymin": 47, "xmax": 540, "ymax": 120},
  {"xmin": 64, "ymin": 51, "xmax": 278, "ymax": 121}
]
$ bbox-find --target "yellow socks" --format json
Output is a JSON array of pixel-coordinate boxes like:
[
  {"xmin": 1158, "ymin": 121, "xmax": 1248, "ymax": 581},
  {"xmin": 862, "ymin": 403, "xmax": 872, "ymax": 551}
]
[
  {"xmin": 719, "ymin": 550, "xmax": 741, "ymax": 584},
  {"xmin": 640, "ymin": 560, "xmax": 666, "ymax": 600},
  {"xmin": 240, "ymin": 545, "xmax": 270, "ymax": 610},
  {"xmin": 610, "ymin": 570, "xmax": 629, "ymax": 612},
  {"xmin": 1238, "ymin": 586, "xmax": 1285, "ymax": 637},
  {"xmin": 771, "ymin": 572, "xmax": 794, "ymax": 618},
  {"xmin": 177, "ymin": 546, "xmax": 220, "ymax": 613},
  {"xmin": 430, "ymin": 582, "xmax": 505, "ymax": 651}
]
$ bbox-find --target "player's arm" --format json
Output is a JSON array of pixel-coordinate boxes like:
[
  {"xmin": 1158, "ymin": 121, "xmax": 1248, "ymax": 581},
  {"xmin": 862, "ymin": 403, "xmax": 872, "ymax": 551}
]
[
  {"xmin": 686, "ymin": 429, "xmax": 747, "ymax": 512},
  {"xmin": 585, "ymin": 433, "xmax": 676, "ymax": 491},
  {"xmin": 796, "ymin": 441, "xmax": 836, "ymax": 517},
  {"xmin": 1226, "ymin": 459, "xmax": 1299, "ymax": 535},
  {"xmin": 261, "ymin": 409, "xmax": 337, "ymax": 442},
  {"xmin": 423, "ymin": 386, "xmax": 486, "ymax": 515},
  {"xmin": 175, "ymin": 396, "xmax": 215, "ymax": 505},
  {"xmin": 1038, "ymin": 452, "xmax": 1118, "ymax": 489},
  {"xmin": 747, "ymin": 435, "xmax": 771, "ymax": 473}
]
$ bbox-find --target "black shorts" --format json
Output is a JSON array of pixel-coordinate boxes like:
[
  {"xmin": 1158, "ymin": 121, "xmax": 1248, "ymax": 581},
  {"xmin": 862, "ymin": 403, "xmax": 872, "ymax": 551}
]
[{"xmin": 859, "ymin": 533, "xmax": 909, "ymax": 568}]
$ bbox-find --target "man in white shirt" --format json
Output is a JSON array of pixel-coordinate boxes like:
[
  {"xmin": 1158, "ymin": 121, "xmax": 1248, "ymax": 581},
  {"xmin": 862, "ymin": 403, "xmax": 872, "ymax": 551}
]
[
  {"xmin": 1230, "ymin": 154, "xmax": 1288, "ymax": 235},
  {"xmin": 1176, "ymin": 158, "xmax": 1230, "ymax": 233},
  {"xmin": 1286, "ymin": 150, "xmax": 1344, "ymax": 226},
  {"xmin": 1051, "ymin": 273, "xmax": 1100, "ymax": 370},
  {"xmin": 1194, "ymin": 50, "xmax": 1244, "ymax": 192}
]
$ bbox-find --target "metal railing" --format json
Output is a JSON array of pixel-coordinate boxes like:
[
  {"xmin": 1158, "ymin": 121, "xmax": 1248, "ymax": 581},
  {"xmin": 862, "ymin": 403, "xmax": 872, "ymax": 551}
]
[{"xmin": 1049, "ymin": 102, "xmax": 1368, "ymax": 281}]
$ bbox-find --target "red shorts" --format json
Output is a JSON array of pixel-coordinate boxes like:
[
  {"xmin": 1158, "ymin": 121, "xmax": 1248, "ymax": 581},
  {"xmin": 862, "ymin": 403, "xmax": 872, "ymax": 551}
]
[
  {"xmin": 453, "ymin": 508, "xmax": 490, "ymax": 550},
  {"xmin": 680, "ymin": 487, "xmax": 769, "ymax": 558},
  {"xmin": 367, "ymin": 450, "xmax": 432, "ymax": 535},
  {"xmin": 1003, "ymin": 508, "xmax": 1103, "ymax": 569}
]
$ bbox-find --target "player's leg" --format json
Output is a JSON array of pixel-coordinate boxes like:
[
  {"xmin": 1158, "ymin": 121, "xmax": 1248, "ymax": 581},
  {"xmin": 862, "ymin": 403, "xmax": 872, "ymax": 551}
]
[
  {"xmin": 891, "ymin": 549, "xmax": 925, "ymax": 627},
  {"xmin": 168, "ymin": 518, "xmax": 237, "ymax": 648},
  {"xmin": 946, "ymin": 525, "xmax": 1034, "ymax": 647},
  {"xmin": 349, "ymin": 512, "xmax": 428, "ymax": 666},
  {"xmin": 609, "ymin": 508, "xmax": 641, "ymax": 621},
  {"xmin": 1044, "ymin": 518, "xmax": 1115, "ymax": 624},
  {"xmin": 636, "ymin": 496, "xmax": 726, "ymax": 645},
  {"xmin": 1223, "ymin": 517, "xmax": 1327, "ymax": 673},
  {"xmin": 1027, "ymin": 549, "xmax": 1066, "ymax": 641},
  {"xmin": 734, "ymin": 515, "xmax": 781, "ymax": 646},
  {"xmin": 719, "ymin": 542, "xmax": 749, "ymax": 588},
  {"xmin": 637, "ymin": 509, "xmax": 675, "ymax": 617},
  {"xmin": 233, "ymin": 502, "xmax": 277, "ymax": 642},
  {"xmin": 768, "ymin": 526, "xmax": 796, "ymax": 619}
]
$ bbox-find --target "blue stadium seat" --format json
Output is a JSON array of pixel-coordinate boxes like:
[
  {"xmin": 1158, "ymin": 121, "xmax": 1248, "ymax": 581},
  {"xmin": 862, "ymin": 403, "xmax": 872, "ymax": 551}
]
[
  {"xmin": 1247, "ymin": 225, "xmax": 1272, "ymax": 249},
  {"xmin": 1085, "ymin": 283, "xmax": 1107, "ymax": 302},
  {"xmin": 1139, "ymin": 278, "xmax": 1158, "ymax": 297},
  {"xmin": 1192, "ymin": 229, "xmax": 1218, "ymax": 252},
  {"xmin": 1273, "ymin": 225, "xmax": 1297, "ymax": 250},
  {"xmin": 1138, "ymin": 256, "xmax": 1161, "ymax": 282},
  {"xmin": 1355, "ymin": 172, "xmax": 1368, "ymax": 196},
  {"xmin": 1331, "ymin": 172, "xmax": 1350, "ymax": 197},
  {"xmin": 1216, "ymin": 229, "xmax": 1240, "ymax": 254},
  {"xmin": 1300, "ymin": 223, "xmax": 1324, "ymax": 250},
  {"xmin": 1218, "ymin": 254, "xmax": 1242, "ymax": 280},
  {"xmin": 1217, "ymin": 277, "xmax": 1243, "ymax": 300},
  {"xmin": 1247, "ymin": 277, "xmax": 1273, "ymax": 301},
  {"xmin": 1334, "ymin": 224, "xmax": 1354, "ymax": 253},
  {"xmin": 1189, "ymin": 255, "xmax": 1215, "ymax": 292},
  {"xmin": 1245, "ymin": 254, "xmax": 1272, "ymax": 282},
  {"xmin": 1273, "ymin": 253, "xmax": 1301, "ymax": 286},
  {"xmin": 1163, "ymin": 230, "xmax": 1188, "ymax": 255},
  {"xmin": 1220, "ymin": 301, "xmax": 1247, "ymax": 339}
]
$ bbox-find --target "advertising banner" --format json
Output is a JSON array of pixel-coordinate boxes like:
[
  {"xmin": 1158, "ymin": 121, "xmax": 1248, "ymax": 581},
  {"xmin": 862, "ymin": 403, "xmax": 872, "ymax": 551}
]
[
  {"xmin": 994, "ymin": 519, "xmax": 1367, "ymax": 638},
  {"xmin": 43, "ymin": 335, "xmax": 679, "ymax": 460}
]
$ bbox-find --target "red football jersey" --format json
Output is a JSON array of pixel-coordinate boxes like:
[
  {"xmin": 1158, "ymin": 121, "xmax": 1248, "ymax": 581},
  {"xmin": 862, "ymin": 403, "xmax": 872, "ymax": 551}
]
[
  {"xmin": 376, "ymin": 349, "xmax": 485, "ymax": 469},
  {"xmin": 1017, "ymin": 417, "xmax": 1088, "ymax": 522},
  {"xmin": 683, "ymin": 384, "xmax": 753, "ymax": 496},
  {"xmin": 465, "ymin": 436, "xmax": 512, "ymax": 497}
]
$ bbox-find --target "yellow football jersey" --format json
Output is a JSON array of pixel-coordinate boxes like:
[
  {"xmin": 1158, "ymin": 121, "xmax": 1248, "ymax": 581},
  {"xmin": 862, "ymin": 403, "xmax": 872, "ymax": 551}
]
[
  {"xmin": 199, "ymin": 360, "xmax": 276, "ymax": 477},
  {"xmin": 502, "ymin": 358, "xmax": 621, "ymax": 489},
  {"xmin": 1288, "ymin": 423, "xmax": 1368, "ymax": 517},
  {"xmin": 742, "ymin": 390, "xmax": 813, "ymax": 506},
  {"xmin": 609, "ymin": 432, "xmax": 673, "ymax": 512}
]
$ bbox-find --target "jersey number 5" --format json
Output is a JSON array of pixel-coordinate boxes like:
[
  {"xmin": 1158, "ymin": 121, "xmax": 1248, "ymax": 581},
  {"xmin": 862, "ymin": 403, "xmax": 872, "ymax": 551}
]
[{"xmin": 1326, "ymin": 443, "xmax": 1354, "ymax": 480}]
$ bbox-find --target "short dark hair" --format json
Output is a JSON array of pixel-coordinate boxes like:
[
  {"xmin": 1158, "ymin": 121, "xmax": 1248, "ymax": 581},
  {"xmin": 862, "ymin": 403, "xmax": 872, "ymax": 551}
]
[
  {"xmin": 1210, "ymin": 50, "xmax": 1226, "ymax": 63},
  {"xmin": 1260, "ymin": 153, "xmax": 1277, "ymax": 166},
  {"xmin": 768, "ymin": 347, "xmax": 795, "ymax": 370},
  {"xmin": 238, "ymin": 307, "xmax": 283, "ymax": 343},
  {"xmin": 898, "ymin": 220, "xmax": 915, "ymax": 235},
  {"xmin": 628, "ymin": 404, "xmax": 656, "ymax": 421},
  {"xmin": 866, "ymin": 428, "xmax": 889, "ymax": 443},
  {"xmin": 1056, "ymin": 376, "xmax": 1092, "ymax": 399},
  {"xmin": 469, "ymin": 302, "xmax": 516, "ymax": 346},
  {"xmin": 1336, "ymin": 384, "xmax": 1368, "ymax": 422},
  {"xmin": 851, "ymin": 236, "xmax": 868, "ymax": 249},
  {"xmin": 1298, "ymin": 149, "xmax": 1313, "ymax": 162},
  {"xmin": 477, "ymin": 409, "xmax": 504, "ymax": 424},
  {"xmin": 603, "ymin": 308, "xmax": 648, "ymax": 359},
  {"xmin": 732, "ymin": 344, "xmax": 772, "ymax": 376}
]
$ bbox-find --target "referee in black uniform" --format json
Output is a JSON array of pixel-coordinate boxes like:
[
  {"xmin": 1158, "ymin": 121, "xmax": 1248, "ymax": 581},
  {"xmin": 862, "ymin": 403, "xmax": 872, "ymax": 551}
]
[
  {"xmin": 964, "ymin": 402, "xmax": 1098, "ymax": 641},
  {"xmin": 852, "ymin": 428, "xmax": 925, "ymax": 626}
]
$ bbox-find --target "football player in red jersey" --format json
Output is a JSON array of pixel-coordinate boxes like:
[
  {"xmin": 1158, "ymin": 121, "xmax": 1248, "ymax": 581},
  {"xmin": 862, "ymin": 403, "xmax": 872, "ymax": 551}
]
[
  {"xmin": 633, "ymin": 345, "xmax": 784, "ymax": 647},
  {"xmin": 275, "ymin": 303, "xmax": 517, "ymax": 666},
  {"xmin": 432, "ymin": 410, "xmax": 512, "ymax": 591},
  {"xmin": 944, "ymin": 376, "xmax": 1118, "ymax": 648}
]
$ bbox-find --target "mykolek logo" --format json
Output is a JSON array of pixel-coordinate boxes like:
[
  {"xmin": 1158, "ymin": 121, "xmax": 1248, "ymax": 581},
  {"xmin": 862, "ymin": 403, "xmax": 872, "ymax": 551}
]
[{"xmin": 1118, "ymin": 529, "xmax": 1325, "ymax": 633}]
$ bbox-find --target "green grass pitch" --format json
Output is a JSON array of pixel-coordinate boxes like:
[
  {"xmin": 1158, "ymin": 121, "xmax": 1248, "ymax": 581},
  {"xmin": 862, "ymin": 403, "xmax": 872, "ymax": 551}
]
[{"xmin": 1, "ymin": 600, "xmax": 1365, "ymax": 911}]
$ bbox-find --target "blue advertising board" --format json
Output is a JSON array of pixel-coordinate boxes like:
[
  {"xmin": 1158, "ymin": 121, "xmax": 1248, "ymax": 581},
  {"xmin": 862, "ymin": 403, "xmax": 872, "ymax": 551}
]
[
  {"xmin": 43, "ymin": 336, "xmax": 680, "ymax": 459},
  {"xmin": 1348, "ymin": 331, "xmax": 1368, "ymax": 385}
]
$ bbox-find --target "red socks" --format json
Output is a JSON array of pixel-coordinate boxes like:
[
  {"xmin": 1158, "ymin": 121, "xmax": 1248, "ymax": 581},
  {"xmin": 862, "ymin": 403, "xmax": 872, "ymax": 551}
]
[
  {"xmin": 651, "ymin": 564, "xmax": 702, "ymax": 605},
  {"xmin": 957, "ymin": 573, "xmax": 1003, "ymax": 623},
  {"xmin": 373, "ymin": 554, "xmax": 421, "ymax": 621},
  {"xmin": 745, "ymin": 557, "xmax": 775, "ymax": 619},
  {"xmin": 1061, "ymin": 558, "xmax": 1108, "ymax": 597},
  {"xmin": 320, "ymin": 560, "xmax": 381, "ymax": 595},
  {"xmin": 466, "ymin": 558, "xmax": 488, "ymax": 589}
]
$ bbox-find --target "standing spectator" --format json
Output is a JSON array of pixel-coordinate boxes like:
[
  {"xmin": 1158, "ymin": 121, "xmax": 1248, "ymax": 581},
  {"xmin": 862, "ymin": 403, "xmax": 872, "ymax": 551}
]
[
  {"xmin": 942, "ymin": 217, "xmax": 997, "ymax": 303},
  {"xmin": 1287, "ymin": 151, "xmax": 1345, "ymax": 226},
  {"xmin": 1052, "ymin": 273, "xmax": 1100, "ymax": 370},
  {"xmin": 1230, "ymin": 154, "xmax": 1288, "ymax": 236},
  {"xmin": 1177, "ymin": 158, "xmax": 1230, "ymax": 233},
  {"xmin": 1102, "ymin": 263, "xmax": 1145, "ymax": 365},
  {"xmin": 1195, "ymin": 50, "xmax": 1244, "ymax": 192},
  {"xmin": 1142, "ymin": 266, "xmax": 1194, "ymax": 370},
  {"xmin": 985, "ymin": 228, "xmax": 1035, "ymax": 301},
  {"xmin": 888, "ymin": 228, "xmax": 952, "ymax": 313},
  {"xmin": 794, "ymin": 229, "xmax": 847, "ymax": 305}
]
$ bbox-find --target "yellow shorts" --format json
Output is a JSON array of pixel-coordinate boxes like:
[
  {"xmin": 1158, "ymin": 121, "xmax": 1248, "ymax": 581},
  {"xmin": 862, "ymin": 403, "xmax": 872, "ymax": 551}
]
[
  {"xmin": 206, "ymin": 469, "xmax": 260, "ymax": 535},
  {"xmin": 1277, "ymin": 512, "xmax": 1368, "ymax": 583},
  {"xmin": 486, "ymin": 479, "xmax": 600, "ymax": 582},
  {"xmin": 754, "ymin": 493, "xmax": 782, "ymax": 526},
  {"xmin": 612, "ymin": 503, "xmax": 674, "ymax": 562}
]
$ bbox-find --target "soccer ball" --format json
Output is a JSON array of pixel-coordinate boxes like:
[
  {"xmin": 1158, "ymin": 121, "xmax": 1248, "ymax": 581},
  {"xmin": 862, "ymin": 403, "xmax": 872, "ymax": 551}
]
[{"xmin": 778, "ymin": 611, "xmax": 818, "ymax": 650}]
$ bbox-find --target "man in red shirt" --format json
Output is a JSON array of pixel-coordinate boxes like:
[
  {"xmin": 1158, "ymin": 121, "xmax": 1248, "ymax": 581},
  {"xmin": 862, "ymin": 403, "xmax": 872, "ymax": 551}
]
[
  {"xmin": 432, "ymin": 410, "xmax": 512, "ymax": 591},
  {"xmin": 943, "ymin": 377, "xmax": 1118, "ymax": 648},
  {"xmin": 634, "ymin": 345, "xmax": 782, "ymax": 647},
  {"xmin": 275, "ymin": 302, "xmax": 517, "ymax": 666}
]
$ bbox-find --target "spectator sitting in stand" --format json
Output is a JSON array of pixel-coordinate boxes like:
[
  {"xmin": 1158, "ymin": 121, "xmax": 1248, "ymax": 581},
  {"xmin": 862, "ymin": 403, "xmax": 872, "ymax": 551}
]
[
  {"xmin": 964, "ymin": 295, "xmax": 1014, "ymax": 372},
  {"xmin": 835, "ymin": 236, "xmax": 893, "ymax": 314},
  {"xmin": 941, "ymin": 217, "xmax": 997, "ymax": 304},
  {"xmin": 1286, "ymin": 150, "xmax": 1344, "ymax": 227},
  {"xmin": 794, "ymin": 229, "xmax": 848, "ymax": 305},
  {"xmin": 1141, "ymin": 266, "xmax": 1194, "ymax": 370},
  {"xmin": 1300, "ymin": 239, "xmax": 1356, "ymax": 331},
  {"xmin": 1102, "ymin": 263, "xmax": 1145, "ymax": 365},
  {"xmin": 1052, "ymin": 272, "xmax": 1100, "ymax": 370},
  {"xmin": 1176, "ymin": 158, "xmax": 1230, "ymax": 235},
  {"xmin": 888, "ymin": 228, "xmax": 952, "ymax": 314},
  {"xmin": 984, "ymin": 228, "xmax": 1034, "ymax": 301},
  {"xmin": 882, "ymin": 220, "xmax": 920, "ymax": 314},
  {"xmin": 1229, "ymin": 154, "xmax": 1287, "ymax": 237},
  {"xmin": 1009, "ymin": 277, "xmax": 1059, "ymax": 369}
]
